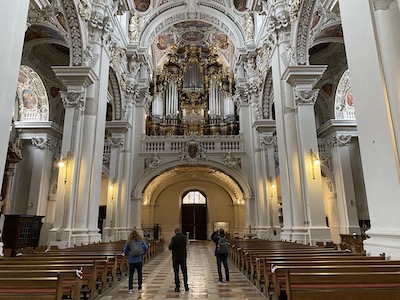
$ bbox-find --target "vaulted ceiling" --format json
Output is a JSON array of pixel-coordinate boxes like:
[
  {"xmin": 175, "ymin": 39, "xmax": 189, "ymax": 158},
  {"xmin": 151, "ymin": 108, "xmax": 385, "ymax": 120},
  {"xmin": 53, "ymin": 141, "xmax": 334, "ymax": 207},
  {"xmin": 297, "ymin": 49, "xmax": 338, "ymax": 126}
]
[{"xmin": 134, "ymin": 0, "xmax": 254, "ymax": 69}]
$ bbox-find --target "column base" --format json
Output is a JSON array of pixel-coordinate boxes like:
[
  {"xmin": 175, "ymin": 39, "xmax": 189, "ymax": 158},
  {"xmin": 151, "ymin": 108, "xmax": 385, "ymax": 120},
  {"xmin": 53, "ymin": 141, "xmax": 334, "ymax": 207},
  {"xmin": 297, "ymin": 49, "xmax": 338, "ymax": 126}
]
[
  {"xmin": 254, "ymin": 226, "xmax": 281, "ymax": 240},
  {"xmin": 280, "ymin": 226, "xmax": 330, "ymax": 245},
  {"xmin": 363, "ymin": 228, "xmax": 400, "ymax": 260},
  {"xmin": 48, "ymin": 227, "xmax": 101, "ymax": 248},
  {"xmin": 308, "ymin": 226, "xmax": 331, "ymax": 246},
  {"xmin": 102, "ymin": 227, "xmax": 130, "ymax": 242},
  {"xmin": 281, "ymin": 226, "xmax": 309, "ymax": 243}
]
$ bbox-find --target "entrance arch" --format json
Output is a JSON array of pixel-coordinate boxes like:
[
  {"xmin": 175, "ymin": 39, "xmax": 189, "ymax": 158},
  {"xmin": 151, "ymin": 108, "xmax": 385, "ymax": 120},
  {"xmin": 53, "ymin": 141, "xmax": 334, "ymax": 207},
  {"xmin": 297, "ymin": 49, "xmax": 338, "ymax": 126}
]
[{"xmin": 139, "ymin": 165, "xmax": 248, "ymax": 241}]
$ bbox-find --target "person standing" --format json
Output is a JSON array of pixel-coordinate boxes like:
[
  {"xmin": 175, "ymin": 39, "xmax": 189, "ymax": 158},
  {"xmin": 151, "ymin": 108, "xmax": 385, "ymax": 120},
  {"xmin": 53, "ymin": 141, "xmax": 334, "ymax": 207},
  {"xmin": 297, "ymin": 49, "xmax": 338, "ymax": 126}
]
[
  {"xmin": 123, "ymin": 229, "xmax": 148, "ymax": 294},
  {"xmin": 169, "ymin": 226, "xmax": 189, "ymax": 292},
  {"xmin": 211, "ymin": 228, "xmax": 230, "ymax": 283}
]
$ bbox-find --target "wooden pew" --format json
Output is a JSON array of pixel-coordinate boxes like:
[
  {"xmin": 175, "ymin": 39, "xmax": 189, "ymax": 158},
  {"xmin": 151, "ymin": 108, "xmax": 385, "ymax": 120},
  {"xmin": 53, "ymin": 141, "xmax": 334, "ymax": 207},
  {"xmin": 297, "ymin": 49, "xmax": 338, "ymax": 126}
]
[
  {"xmin": 3, "ymin": 253, "xmax": 118, "ymax": 288},
  {"xmin": 271, "ymin": 263, "xmax": 400, "ymax": 300},
  {"xmin": 0, "ymin": 259, "xmax": 107, "ymax": 297},
  {"xmin": 0, "ymin": 273, "xmax": 81, "ymax": 300},
  {"xmin": 257, "ymin": 256, "xmax": 387, "ymax": 297},
  {"xmin": 245, "ymin": 250, "xmax": 364, "ymax": 284},
  {"xmin": 284, "ymin": 271, "xmax": 400, "ymax": 300}
]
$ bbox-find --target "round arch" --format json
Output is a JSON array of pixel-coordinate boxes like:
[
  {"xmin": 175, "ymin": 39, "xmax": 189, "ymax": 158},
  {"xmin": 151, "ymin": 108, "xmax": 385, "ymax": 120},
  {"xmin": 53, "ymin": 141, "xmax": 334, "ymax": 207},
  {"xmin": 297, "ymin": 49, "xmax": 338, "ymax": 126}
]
[
  {"xmin": 139, "ymin": 4, "xmax": 246, "ymax": 53},
  {"xmin": 133, "ymin": 160, "xmax": 252, "ymax": 203}
]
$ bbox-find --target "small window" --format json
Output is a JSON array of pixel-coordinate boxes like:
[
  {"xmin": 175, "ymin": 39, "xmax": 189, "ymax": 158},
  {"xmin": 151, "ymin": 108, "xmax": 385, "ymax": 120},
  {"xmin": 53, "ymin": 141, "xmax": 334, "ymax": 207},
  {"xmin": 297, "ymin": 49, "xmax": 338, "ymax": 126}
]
[{"xmin": 183, "ymin": 191, "xmax": 206, "ymax": 204}]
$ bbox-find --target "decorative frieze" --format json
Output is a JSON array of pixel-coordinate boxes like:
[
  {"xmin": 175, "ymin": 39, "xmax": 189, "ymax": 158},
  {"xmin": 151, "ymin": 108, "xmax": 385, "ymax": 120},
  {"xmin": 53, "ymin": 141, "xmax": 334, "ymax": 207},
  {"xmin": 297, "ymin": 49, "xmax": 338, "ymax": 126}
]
[
  {"xmin": 64, "ymin": 0, "xmax": 83, "ymax": 66},
  {"xmin": 289, "ymin": 0, "xmax": 302, "ymax": 22},
  {"xmin": 296, "ymin": 0, "xmax": 316, "ymax": 65}
]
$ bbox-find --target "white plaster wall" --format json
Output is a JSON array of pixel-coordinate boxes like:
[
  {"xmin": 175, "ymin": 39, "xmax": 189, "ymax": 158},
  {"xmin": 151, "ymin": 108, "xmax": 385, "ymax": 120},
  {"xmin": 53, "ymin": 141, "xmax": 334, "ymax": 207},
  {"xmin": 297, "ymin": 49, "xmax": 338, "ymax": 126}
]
[{"xmin": 143, "ymin": 180, "xmax": 239, "ymax": 242}]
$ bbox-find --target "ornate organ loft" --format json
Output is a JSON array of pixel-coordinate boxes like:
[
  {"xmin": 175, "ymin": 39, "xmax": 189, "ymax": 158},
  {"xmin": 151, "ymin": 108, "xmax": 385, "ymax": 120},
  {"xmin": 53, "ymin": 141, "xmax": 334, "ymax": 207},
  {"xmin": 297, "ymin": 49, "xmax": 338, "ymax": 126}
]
[{"xmin": 147, "ymin": 45, "xmax": 239, "ymax": 136}]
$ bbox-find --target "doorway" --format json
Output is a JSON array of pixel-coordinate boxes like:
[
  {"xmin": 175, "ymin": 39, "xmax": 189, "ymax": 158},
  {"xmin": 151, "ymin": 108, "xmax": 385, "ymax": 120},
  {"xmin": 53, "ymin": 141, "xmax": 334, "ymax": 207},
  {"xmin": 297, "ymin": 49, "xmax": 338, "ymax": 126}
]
[{"xmin": 181, "ymin": 191, "xmax": 207, "ymax": 240}]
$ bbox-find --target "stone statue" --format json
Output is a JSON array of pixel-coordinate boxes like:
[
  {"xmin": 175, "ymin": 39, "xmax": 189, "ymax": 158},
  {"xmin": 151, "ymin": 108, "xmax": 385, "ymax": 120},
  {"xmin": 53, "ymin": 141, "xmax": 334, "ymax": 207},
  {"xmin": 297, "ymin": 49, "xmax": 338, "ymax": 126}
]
[
  {"xmin": 242, "ymin": 12, "xmax": 254, "ymax": 40},
  {"xmin": 129, "ymin": 12, "xmax": 142, "ymax": 42}
]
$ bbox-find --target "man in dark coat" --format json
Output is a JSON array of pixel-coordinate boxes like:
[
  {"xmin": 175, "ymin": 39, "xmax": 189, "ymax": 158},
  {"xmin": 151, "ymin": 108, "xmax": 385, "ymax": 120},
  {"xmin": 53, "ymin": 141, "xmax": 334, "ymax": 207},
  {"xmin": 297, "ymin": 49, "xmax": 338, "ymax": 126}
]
[{"xmin": 169, "ymin": 226, "xmax": 189, "ymax": 292}]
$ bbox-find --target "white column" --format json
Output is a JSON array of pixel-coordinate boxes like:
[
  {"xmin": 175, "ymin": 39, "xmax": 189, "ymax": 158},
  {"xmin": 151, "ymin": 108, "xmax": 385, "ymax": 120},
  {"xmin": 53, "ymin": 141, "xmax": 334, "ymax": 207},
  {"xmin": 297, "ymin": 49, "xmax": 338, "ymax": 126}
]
[
  {"xmin": 129, "ymin": 88, "xmax": 148, "ymax": 231},
  {"xmin": 86, "ymin": 46, "xmax": 110, "ymax": 244},
  {"xmin": 339, "ymin": 0, "xmax": 400, "ymax": 259},
  {"xmin": 103, "ymin": 121, "xmax": 131, "ymax": 242},
  {"xmin": 13, "ymin": 122, "xmax": 61, "ymax": 218},
  {"xmin": 282, "ymin": 66, "xmax": 331, "ymax": 245},
  {"xmin": 49, "ymin": 67, "xmax": 96, "ymax": 248},
  {"xmin": 318, "ymin": 120, "xmax": 361, "ymax": 240},
  {"xmin": 0, "ymin": 0, "xmax": 29, "ymax": 187}
]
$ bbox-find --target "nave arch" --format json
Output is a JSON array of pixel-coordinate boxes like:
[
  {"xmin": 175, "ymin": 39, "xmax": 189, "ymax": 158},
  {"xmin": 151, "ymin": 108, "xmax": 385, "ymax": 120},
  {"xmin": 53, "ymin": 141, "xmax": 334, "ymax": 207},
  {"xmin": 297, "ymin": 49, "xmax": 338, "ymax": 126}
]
[{"xmin": 135, "ymin": 164, "xmax": 250, "ymax": 241}]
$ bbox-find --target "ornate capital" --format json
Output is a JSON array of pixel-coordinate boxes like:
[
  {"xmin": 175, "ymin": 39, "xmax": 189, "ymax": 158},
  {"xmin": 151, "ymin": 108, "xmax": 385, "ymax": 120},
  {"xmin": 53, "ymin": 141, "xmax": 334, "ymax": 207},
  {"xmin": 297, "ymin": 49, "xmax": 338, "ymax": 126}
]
[
  {"xmin": 31, "ymin": 137, "xmax": 58, "ymax": 150},
  {"xmin": 60, "ymin": 91, "xmax": 85, "ymax": 110},
  {"xmin": 373, "ymin": 0, "xmax": 395, "ymax": 11},
  {"xmin": 261, "ymin": 135, "xmax": 277, "ymax": 148},
  {"xmin": 108, "ymin": 137, "xmax": 124, "ymax": 148},
  {"xmin": 294, "ymin": 89, "xmax": 319, "ymax": 106},
  {"xmin": 326, "ymin": 134, "xmax": 352, "ymax": 147}
]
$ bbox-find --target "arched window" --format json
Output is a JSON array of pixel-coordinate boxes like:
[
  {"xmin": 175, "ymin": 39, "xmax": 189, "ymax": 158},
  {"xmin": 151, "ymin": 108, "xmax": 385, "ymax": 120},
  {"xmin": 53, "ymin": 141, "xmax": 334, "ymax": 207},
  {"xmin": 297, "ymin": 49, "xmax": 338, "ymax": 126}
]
[{"xmin": 182, "ymin": 190, "xmax": 206, "ymax": 204}]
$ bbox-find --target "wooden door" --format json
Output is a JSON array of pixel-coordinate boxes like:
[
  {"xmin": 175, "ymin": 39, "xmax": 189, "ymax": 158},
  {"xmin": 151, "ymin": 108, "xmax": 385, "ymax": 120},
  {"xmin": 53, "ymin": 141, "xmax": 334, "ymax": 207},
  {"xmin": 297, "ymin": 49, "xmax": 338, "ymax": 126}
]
[{"xmin": 182, "ymin": 204, "xmax": 207, "ymax": 240}]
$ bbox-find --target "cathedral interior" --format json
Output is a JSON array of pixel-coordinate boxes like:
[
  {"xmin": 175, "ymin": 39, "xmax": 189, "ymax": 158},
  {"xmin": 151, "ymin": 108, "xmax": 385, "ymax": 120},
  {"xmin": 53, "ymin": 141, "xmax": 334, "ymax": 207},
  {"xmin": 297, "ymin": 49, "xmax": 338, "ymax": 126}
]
[{"xmin": 1, "ymin": 0, "xmax": 400, "ymax": 261}]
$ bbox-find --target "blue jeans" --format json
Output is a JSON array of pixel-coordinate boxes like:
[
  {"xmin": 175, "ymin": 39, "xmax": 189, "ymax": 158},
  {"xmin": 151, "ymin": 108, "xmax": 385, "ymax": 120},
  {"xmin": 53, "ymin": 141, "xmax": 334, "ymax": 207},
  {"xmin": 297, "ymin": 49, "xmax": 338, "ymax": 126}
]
[
  {"xmin": 216, "ymin": 254, "xmax": 229, "ymax": 282},
  {"xmin": 128, "ymin": 262, "xmax": 143, "ymax": 289},
  {"xmin": 173, "ymin": 260, "xmax": 188, "ymax": 288}
]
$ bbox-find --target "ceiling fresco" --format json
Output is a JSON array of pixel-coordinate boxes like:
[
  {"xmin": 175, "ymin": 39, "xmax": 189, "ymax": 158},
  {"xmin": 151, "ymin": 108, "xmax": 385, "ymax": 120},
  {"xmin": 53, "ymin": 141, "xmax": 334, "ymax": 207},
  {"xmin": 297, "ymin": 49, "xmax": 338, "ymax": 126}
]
[
  {"xmin": 135, "ymin": 0, "xmax": 150, "ymax": 12},
  {"xmin": 149, "ymin": 19, "xmax": 234, "ymax": 68},
  {"xmin": 135, "ymin": 1, "xmax": 248, "ymax": 69}
]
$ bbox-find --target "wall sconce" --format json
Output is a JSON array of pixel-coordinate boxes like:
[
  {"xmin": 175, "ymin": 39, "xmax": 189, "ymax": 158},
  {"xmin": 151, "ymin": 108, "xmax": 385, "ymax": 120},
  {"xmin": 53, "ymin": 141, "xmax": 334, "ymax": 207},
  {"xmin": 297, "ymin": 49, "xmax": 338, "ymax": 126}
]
[
  {"xmin": 310, "ymin": 149, "xmax": 320, "ymax": 180},
  {"xmin": 57, "ymin": 151, "xmax": 70, "ymax": 168},
  {"xmin": 269, "ymin": 176, "xmax": 276, "ymax": 189}
]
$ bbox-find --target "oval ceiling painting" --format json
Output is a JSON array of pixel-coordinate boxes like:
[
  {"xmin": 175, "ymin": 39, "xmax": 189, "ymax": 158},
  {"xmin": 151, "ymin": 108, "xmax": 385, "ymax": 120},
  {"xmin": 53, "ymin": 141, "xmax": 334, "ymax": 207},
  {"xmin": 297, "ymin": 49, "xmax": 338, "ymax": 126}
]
[
  {"xmin": 234, "ymin": 0, "xmax": 247, "ymax": 12},
  {"xmin": 174, "ymin": 21, "xmax": 212, "ymax": 30},
  {"xmin": 134, "ymin": 0, "xmax": 150, "ymax": 12},
  {"xmin": 182, "ymin": 31, "xmax": 205, "ymax": 42}
]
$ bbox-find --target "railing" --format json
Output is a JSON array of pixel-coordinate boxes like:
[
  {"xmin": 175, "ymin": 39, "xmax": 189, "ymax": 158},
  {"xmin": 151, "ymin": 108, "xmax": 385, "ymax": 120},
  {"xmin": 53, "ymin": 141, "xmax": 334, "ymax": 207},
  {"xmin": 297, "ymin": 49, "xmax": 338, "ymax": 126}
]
[{"xmin": 141, "ymin": 134, "xmax": 245, "ymax": 154}]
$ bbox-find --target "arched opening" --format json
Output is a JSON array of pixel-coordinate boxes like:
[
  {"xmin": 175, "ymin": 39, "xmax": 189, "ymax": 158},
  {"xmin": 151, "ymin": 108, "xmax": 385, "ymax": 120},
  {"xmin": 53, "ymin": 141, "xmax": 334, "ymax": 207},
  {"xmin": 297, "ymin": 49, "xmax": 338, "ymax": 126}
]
[{"xmin": 181, "ymin": 190, "xmax": 207, "ymax": 240}]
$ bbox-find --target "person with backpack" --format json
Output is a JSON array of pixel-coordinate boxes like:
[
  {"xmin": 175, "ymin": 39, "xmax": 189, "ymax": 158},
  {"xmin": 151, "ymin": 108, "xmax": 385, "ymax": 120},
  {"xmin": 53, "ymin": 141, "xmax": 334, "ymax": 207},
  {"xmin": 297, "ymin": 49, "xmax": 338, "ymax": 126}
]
[
  {"xmin": 211, "ymin": 228, "xmax": 230, "ymax": 283},
  {"xmin": 123, "ymin": 229, "xmax": 148, "ymax": 294}
]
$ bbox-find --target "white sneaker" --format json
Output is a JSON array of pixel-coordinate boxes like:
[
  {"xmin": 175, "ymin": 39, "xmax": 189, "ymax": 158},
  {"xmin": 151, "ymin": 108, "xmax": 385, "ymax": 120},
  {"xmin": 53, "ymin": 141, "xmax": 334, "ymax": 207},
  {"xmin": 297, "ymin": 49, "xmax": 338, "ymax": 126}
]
[
  {"xmin": 128, "ymin": 289, "xmax": 133, "ymax": 294},
  {"xmin": 138, "ymin": 288, "xmax": 143, "ymax": 293}
]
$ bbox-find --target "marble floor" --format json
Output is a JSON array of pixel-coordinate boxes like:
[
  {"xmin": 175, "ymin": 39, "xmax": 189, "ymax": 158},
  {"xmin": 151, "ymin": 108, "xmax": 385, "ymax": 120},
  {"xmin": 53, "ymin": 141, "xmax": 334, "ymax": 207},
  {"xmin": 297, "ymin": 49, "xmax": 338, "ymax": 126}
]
[{"xmin": 98, "ymin": 240, "xmax": 267, "ymax": 300}]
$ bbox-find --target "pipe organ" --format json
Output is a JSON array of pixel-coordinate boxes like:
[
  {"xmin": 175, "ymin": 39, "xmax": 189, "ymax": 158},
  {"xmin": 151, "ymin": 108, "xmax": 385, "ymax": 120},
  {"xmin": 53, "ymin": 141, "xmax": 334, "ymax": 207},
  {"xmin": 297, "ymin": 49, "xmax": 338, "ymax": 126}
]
[{"xmin": 147, "ymin": 45, "xmax": 239, "ymax": 136}]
